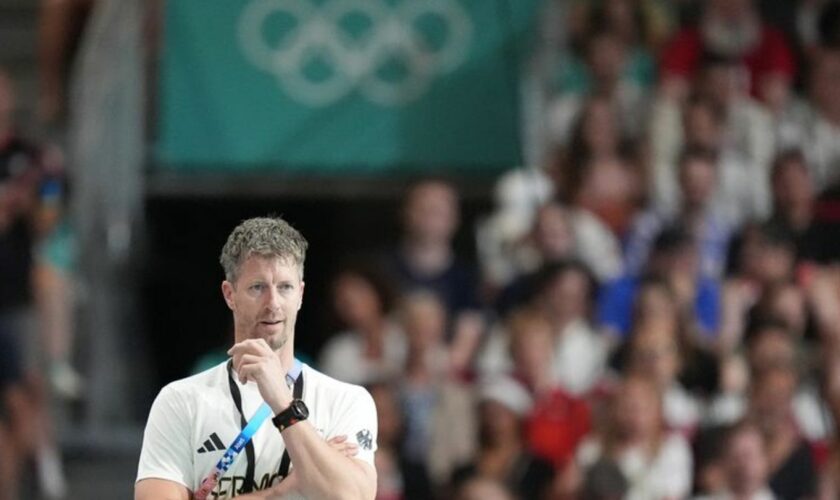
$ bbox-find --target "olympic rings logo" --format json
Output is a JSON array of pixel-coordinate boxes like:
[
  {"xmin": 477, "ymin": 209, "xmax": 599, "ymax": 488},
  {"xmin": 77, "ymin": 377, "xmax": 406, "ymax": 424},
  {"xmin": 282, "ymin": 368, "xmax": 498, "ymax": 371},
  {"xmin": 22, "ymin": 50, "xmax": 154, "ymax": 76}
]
[{"xmin": 238, "ymin": 0, "xmax": 474, "ymax": 107}]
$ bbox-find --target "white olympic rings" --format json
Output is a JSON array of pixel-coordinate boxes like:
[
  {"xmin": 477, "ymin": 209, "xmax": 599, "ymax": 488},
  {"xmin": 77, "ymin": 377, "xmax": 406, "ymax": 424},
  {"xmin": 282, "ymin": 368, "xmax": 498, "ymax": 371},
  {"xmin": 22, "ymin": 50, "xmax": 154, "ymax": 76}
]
[{"xmin": 238, "ymin": 0, "xmax": 474, "ymax": 107}]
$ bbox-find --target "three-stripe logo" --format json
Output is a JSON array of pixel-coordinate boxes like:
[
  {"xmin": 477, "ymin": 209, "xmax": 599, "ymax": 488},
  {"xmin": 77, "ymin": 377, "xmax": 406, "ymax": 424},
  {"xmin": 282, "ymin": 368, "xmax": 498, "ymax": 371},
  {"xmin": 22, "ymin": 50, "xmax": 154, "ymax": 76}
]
[{"xmin": 196, "ymin": 433, "xmax": 226, "ymax": 454}]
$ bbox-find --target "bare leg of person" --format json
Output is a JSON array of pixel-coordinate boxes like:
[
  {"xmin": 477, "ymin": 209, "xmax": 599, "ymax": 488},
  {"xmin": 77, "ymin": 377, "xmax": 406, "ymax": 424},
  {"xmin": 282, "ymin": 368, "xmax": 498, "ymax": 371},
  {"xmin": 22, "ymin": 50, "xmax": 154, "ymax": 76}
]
[
  {"xmin": 0, "ymin": 421, "xmax": 21, "ymax": 500},
  {"xmin": 33, "ymin": 263, "xmax": 82, "ymax": 399},
  {"xmin": 27, "ymin": 379, "xmax": 67, "ymax": 499}
]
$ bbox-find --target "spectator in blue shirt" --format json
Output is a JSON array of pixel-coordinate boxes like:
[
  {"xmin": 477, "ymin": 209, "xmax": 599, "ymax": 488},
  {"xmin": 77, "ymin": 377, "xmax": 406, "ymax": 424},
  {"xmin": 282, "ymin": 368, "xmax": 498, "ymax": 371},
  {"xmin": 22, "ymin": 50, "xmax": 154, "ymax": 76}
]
[
  {"xmin": 598, "ymin": 225, "xmax": 721, "ymax": 340},
  {"xmin": 625, "ymin": 145, "xmax": 733, "ymax": 279}
]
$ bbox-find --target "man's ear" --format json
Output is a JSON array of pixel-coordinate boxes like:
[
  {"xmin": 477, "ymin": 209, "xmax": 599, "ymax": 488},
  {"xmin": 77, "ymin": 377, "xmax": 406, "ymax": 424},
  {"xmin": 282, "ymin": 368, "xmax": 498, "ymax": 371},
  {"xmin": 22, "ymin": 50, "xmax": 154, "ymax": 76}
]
[
  {"xmin": 221, "ymin": 281, "xmax": 235, "ymax": 310},
  {"xmin": 297, "ymin": 281, "xmax": 305, "ymax": 311}
]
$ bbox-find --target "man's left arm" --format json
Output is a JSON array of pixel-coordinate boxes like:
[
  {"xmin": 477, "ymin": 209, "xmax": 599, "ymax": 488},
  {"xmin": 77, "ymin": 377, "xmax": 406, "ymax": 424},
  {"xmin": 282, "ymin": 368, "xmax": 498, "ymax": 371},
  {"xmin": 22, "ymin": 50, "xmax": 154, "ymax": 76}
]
[
  {"xmin": 235, "ymin": 434, "xmax": 365, "ymax": 499},
  {"xmin": 281, "ymin": 417, "xmax": 376, "ymax": 500}
]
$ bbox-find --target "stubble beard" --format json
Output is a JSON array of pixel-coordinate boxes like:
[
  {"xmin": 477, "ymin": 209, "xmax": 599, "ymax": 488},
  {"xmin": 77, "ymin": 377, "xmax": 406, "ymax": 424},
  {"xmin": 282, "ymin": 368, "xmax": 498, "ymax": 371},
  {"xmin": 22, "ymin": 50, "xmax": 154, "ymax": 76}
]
[{"xmin": 268, "ymin": 331, "xmax": 288, "ymax": 352}]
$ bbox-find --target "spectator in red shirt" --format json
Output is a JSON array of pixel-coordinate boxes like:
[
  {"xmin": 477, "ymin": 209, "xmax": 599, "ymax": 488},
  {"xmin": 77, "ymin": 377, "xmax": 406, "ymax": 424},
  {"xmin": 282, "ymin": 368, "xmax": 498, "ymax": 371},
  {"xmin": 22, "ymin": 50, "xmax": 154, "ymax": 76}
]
[
  {"xmin": 503, "ymin": 308, "xmax": 591, "ymax": 469},
  {"xmin": 660, "ymin": 0, "xmax": 795, "ymax": 111}
]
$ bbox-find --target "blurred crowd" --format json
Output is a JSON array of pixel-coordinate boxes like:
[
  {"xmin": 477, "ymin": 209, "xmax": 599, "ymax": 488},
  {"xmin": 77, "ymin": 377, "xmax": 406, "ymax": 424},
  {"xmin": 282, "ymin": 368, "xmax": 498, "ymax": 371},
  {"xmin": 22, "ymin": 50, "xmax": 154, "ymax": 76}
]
[
  {"xmin": 314, "ymin": 1, "xmax": 840, "ymax": 499},
  {"xmin": 4, "ymin": 0, "xmax": 840, "ymax": 499},
  {"xmin": 0, "ymin": 2, "xmax": 91, "ymax": 498},
  {"xmin": 0, "ymin": 59, "xmax": 79, "ymax": 498}
]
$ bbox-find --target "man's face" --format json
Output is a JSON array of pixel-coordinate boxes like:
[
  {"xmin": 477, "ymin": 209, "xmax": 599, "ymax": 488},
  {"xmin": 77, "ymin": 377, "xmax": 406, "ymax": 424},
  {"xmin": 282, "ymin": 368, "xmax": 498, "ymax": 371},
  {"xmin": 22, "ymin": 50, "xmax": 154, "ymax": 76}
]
[
  {"xmin": 773, "ymin": 160, "xmax": 813, "ymax": 207},
  {"xmin": 404, "ymin": 182, "xmax": 459, "ymax": 244},
  {"xmin": 750, "ymin": 368, "xmax": 796, "ymax": 426},
  {"xmin": 534, "ymin": 205, "xmax": 574, "ymax": 258},
  {"xmin": 629, "ymin": 323, "xmax": 681, "ymax": 388},
  {"xmin": 332, "ymin": 273, "xmax": 381, "ymax": 329},
  {"xmin": 684, "ymin": 104, "xmax": 721, "ymax": 149},
  {"xmin": 679, "ymin": 159, "xmax": 717, "ymax": 208},
  {"xmin": 700, "ymin": 64, "xmax": 746, "ymax": 105},
  {"xmin": 653, "ymin": 243, "xmax": 699, "ymax": 280},
  {"xmin": 635, "ymin": 285, "xmax": 677, "ymax": 324},
  {"xmin": 511, "ymin": 322, "xmax": 553, "ymax": 375},
  {"xmin": 222, "ymin": 255, "xmax": 304, "ymax": 351},
  {"xmin": 588, "ymin": 34, "xmax": 625, "ymax": 83},
  {"xmin": 583, "ymin": 100, "xmax": 619, "ymax": 155},
  {"xmin": 756, "ymin": 243, "xmax": 794, "ymax": 283},
  {"xmin": 403, "ymin": 298, "xmax": 446, "ymax": 351},
  {"xmin": 748, "ymin": 329, "xmax": 795, "ymax": 375},
  {"xmin": 725, "ymin": 428, "xmax": 768, "ymax": 495},
  {"xmin": 613, "ymin": 380, "xmax": 660, "ymax": 439},
  {"xmin": 479, "ymin": 400, "xmax": 520, "ymax": 440},
  {"xmin": 544, "ymin": 270, "xmax": 590, "ymax": 320}
]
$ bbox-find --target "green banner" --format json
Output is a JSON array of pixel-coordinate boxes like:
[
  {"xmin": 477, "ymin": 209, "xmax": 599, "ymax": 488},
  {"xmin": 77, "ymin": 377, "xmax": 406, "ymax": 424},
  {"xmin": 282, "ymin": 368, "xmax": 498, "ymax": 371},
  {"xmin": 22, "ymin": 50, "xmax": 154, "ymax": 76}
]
[{"xmin": 157, "ymin": 0, "xmax": 539, "ymax": 173}]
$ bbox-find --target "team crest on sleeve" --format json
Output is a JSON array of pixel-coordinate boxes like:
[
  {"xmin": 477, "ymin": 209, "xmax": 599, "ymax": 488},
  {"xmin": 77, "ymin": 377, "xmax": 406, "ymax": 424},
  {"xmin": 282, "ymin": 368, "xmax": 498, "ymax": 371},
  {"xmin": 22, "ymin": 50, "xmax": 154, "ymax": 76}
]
[{"xmin": 355, "ymin": 429, "xmax": 373, "ymax": 450}]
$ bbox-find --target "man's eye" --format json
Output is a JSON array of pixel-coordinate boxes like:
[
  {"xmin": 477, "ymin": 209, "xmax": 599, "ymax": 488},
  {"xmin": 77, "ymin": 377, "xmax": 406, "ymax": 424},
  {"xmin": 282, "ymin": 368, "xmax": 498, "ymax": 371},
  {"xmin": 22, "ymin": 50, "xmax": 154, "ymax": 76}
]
[
  {"xmin": 280, "ymin": 283, "xmax": 294, "ymax": 291},
  {"xmin": 250, "ymin": 284, "xmax": 265, "ymax": 292}
]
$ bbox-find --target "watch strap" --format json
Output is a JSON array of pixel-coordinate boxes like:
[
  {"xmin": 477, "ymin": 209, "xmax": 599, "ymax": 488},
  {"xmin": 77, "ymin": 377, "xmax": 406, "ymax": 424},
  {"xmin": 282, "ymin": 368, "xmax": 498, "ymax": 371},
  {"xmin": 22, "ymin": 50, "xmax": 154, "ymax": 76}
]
[
  {"xmin": 277, "ymin": 373, "xmax": 304, "ymax": 479},
  {"xmin": 273, "ymin": 414, "xmax": 302, "ymax": 432}
]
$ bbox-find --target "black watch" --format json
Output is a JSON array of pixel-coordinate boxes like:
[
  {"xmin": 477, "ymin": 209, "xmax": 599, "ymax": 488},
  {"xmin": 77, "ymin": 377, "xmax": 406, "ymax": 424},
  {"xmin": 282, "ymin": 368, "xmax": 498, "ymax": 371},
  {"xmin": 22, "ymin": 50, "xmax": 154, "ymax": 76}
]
[{"xmin": 272, "ymin": 399, "xmax": 309, "ymax": 432}]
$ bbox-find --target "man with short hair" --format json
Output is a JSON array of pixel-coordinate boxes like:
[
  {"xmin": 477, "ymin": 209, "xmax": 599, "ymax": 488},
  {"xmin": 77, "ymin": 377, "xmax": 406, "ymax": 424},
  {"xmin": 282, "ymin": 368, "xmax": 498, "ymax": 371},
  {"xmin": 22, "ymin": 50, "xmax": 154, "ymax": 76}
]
[
  {"xmin": 136, "ymin": 217, "xmax": 378, "ymax": 499},
  {"xmin": 386, "ymin": 179, "xmax": 483, "ymax": 372},
  {"xmin": 625, "ymin": 145, "xmax": 732, "ymax": 279}
]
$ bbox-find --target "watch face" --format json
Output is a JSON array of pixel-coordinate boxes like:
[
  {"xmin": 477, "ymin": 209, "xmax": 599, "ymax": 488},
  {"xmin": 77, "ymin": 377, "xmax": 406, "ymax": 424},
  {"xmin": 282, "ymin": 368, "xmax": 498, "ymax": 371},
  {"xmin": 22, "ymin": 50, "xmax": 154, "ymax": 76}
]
[{"xmin": 293, "ymin": 399, "xmax": 309, "ymax": 420}]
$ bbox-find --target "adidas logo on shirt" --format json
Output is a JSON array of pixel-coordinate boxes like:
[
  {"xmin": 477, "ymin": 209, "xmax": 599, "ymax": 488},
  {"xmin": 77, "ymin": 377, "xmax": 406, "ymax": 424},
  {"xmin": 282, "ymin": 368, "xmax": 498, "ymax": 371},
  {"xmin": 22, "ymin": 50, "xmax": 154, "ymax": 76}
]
[{"xmin": 196, "ymin": 432, "xmax": 226, "ymax": 454}]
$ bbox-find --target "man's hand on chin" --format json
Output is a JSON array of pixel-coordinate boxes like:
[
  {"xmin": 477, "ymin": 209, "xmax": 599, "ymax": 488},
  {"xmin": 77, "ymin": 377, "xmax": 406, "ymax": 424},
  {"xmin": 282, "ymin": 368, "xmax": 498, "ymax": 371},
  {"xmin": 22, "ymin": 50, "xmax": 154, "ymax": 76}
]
[{"xmin": 228, "ymin": 339, "xmax": 293, "ymax": 413}]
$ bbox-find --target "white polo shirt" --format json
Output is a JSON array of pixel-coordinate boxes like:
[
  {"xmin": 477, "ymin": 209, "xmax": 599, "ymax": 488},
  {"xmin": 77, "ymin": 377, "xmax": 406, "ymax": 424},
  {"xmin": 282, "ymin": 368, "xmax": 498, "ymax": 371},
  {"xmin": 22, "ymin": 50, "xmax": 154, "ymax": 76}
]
[{"xmin": 136, "ymin": 361, "xmax": 378, "ymax": 499}]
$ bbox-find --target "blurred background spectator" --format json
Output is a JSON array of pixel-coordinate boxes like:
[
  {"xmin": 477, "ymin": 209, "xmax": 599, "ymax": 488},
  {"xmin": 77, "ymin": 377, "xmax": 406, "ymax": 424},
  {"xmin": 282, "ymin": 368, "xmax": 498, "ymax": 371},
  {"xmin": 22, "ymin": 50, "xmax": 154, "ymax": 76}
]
[
  {"xmin": 384, "ymin": 179, "xmax": 485, "ymax": 375},
  {"xmin": 695, "ymin": 420, "xmax": 776, "ymax": 500},
  {"xmin": 0, "ymin": 65, "xmax": 67, "ymax": 498},
  {"xmin": 318, "ymin": 262, "xmax": 404, "ymax": 386},
  {"xmin": 5, "ymin": 0, "xmax": 840, "ymax": 497},
  {"xmin": 625, "ymin": 145, "xmax": 732, "ymax": 279},
  {"xmin": 575, "ymin": 376, "xmax": 693, "ymax": 499},
  {"xmin": 450, "ymin": 375, "xmax": 554, "ymax": 500},
  {"xmin": 396, "ymin": 292, "xmax": 476, "ymax": 499}
]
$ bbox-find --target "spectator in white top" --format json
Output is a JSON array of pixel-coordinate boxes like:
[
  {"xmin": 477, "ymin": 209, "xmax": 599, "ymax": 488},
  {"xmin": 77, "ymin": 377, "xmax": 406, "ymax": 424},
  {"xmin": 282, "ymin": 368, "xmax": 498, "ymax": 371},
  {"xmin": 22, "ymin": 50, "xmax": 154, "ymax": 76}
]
[
  {"xmin": 475, "ymin": 166, "xmax": 555, "ymax": 293},
  {"xmin": 493, "ymin": 197, "xmax": 625, "ymax": 312},
  {"xmin": 650, "ymin": 55, "xmax": 774, "ymax": 226},
  {"xmin": 558, "ymin": 96, "xmax": 645, "ymax": 237},
  {"xmin": 479, "ymin": 260, "xmax": 608, "ymax": 397},
  {"xmin": 318, "ymin": 264, "xmax": 405, "ymax": 386},
  {"xmin": 397, "ymin": 292, "xmax": 476, "ymax": 498},
  {"xmin": 708, "ymin": 317, "xmax": 833, "ymax": 443},
  {"xmin": 778, "ymin": 48, "xmax": 840, "ymax": 187},
  {"xmin": 547, "ymin": 26, "xmax": 651, "ymax": 146},
  {"xmin": 576, "ymin": 376, "xmax": 694, "ymax": 500},
  {"xmin": 479, "ymin": 196, "xmax": 623, "ymax": 303},
  {"xmin": 624, "ymin": 316, "xmax": 702, "ymax": 435}
]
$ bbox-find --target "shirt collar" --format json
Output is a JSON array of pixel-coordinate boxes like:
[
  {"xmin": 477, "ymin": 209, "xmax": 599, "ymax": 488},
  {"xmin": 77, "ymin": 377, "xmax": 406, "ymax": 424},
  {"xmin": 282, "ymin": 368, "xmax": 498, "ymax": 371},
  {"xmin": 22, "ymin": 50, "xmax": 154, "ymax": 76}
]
[{"xmin": 286, "ymin": 358, "xmax": 303, "ymax": 386}]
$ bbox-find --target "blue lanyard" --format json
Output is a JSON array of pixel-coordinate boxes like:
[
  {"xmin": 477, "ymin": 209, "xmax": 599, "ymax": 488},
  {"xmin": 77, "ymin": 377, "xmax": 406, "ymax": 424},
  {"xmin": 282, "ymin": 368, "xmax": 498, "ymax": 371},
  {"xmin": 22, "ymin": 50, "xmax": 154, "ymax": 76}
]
[{"xmin": 195, "ymin": 358, "xmax": 303, "ymax": 498}]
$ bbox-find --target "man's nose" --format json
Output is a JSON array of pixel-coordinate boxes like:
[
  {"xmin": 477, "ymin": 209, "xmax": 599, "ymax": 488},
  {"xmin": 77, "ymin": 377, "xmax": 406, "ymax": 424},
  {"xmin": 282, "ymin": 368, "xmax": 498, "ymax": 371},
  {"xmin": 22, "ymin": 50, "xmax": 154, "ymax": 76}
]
[{"xmin": 265, "ymin": 286, "xmax": 282, "ymax": 310}]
